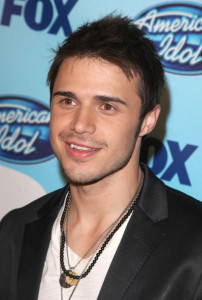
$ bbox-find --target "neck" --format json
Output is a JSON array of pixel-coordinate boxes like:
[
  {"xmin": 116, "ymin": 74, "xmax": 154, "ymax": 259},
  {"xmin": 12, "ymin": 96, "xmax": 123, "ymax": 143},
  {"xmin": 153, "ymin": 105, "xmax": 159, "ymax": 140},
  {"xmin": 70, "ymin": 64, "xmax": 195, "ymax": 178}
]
[
  {"xmin": 65, "ymin": 159, "xmax": 143, "ymax": 257},
  {"xmin": 68, "ymin": 164, "xmax": 142, "ymax": 228}
]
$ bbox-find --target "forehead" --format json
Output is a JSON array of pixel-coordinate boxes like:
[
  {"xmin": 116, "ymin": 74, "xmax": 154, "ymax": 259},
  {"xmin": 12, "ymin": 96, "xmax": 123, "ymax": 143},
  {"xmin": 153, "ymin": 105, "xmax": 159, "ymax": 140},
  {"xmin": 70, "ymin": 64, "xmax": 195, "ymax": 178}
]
[{"xmin": 53, "ymin": 56, "xmax": 141, "ymax": 105}]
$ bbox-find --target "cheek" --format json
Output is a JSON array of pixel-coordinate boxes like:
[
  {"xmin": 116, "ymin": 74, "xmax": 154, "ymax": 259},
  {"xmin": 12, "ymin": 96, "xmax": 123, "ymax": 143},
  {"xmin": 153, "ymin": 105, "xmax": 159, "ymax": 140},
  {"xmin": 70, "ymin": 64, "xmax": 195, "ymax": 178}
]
[
  {"xmin": 107, "ymin": 124, "xmax": 135, "ymax": 153},
  {"xmin": 49, "ymin": 113, "xmax": 62, "ymax": 145},
  {"xmin": 118, "ymin": 120, "xmax": 137, "ymax": 140},
  {"xmin": 49, "ymin": 123, "xmax": 56, "ymax": 150},
  {"xmin": 50, "ymin": 111, "xmax": 66, "ymax": 133},
  {"xmin": 49, "ymin": 116, "xmax": 56, "ymax": 140}
]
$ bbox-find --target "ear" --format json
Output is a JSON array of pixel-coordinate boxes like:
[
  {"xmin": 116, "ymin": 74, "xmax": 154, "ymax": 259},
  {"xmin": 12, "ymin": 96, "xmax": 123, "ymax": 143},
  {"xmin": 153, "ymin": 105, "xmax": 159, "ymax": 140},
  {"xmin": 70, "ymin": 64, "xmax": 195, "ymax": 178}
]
[{"xmin": 138, "ymin": 105, "xmax": 161, "ymax": 137}]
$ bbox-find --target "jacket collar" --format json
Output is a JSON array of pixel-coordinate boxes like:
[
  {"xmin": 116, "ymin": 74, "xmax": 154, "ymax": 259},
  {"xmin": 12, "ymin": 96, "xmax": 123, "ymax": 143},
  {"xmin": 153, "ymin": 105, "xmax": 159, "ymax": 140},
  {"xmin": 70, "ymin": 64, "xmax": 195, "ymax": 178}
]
[
  {"xmin": 16, "ymin": 185, "xmax": 68, "ymax": 300},
  {"xmin": 98, "ymin": 164, "xmax": 168, "ymax": 300},
  {"xmin": 138, "ymin": 163, "xmax": 168, "ymax": 222}
]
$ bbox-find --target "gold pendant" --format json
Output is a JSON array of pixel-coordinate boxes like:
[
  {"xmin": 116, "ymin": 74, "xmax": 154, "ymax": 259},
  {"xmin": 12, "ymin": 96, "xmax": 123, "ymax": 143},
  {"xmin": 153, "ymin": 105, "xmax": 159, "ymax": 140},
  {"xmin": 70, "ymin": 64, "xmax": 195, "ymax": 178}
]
[
  {"xmin": 59, "ymin": 271, "xmax": 79, "ymax": 288},
  {"xmin": 66, "ymin": 271, "xmax": 79, "ymax": 286}
]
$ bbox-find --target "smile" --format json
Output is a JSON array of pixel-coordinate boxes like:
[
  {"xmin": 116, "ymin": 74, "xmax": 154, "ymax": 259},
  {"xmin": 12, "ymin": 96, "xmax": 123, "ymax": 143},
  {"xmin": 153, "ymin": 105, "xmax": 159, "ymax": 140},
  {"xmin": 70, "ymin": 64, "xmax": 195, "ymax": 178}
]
[
  {"xmin": 70, "ymin": 144, "xmax": 97, "ymax": 151},
  {"xmin": 65, "ymin": 142, "xmax": 101, "ymax": 160}
]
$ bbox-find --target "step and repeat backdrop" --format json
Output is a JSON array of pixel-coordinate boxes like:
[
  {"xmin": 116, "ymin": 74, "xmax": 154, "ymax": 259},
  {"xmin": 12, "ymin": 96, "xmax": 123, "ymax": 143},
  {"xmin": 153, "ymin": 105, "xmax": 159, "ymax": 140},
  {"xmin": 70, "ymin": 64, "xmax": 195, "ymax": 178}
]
[{"xmin": 0, "ymin": 0, "xmax": 201, "ymax": 218}]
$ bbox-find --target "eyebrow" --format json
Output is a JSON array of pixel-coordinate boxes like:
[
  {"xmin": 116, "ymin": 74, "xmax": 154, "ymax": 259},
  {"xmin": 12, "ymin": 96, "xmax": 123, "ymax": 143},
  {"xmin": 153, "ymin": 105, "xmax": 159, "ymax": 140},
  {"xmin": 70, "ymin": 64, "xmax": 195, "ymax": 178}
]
[
  {"xmin": 52, "ymin": 91, "xmax": 78, "ymax": 100},
  {"xmin": 94, "ymin": 95, "xmax": 127, "ymax": 106},
  {"xmin": 52, "ymin": 91, "xmax": 127, "ymax": 106}
]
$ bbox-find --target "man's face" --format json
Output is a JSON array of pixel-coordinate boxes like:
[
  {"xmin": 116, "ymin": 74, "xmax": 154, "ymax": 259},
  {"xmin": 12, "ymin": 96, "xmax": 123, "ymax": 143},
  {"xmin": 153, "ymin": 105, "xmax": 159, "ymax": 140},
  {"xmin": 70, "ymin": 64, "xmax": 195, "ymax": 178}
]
[{"xmin": 50, "ymin": 57, "xmax": 144, "ymax": 185}]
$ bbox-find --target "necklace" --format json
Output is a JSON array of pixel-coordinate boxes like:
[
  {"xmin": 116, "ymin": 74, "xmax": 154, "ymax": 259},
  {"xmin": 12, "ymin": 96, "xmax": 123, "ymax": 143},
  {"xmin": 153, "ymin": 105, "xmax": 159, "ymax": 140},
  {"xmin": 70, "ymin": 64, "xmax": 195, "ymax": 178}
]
[
  {"xmin": 65, "ymin": 190, "xmax": 135, "ymax": 272},
  {"xmin": 59, "ymin": 171, "xmax": 144, "ymax": 289}
]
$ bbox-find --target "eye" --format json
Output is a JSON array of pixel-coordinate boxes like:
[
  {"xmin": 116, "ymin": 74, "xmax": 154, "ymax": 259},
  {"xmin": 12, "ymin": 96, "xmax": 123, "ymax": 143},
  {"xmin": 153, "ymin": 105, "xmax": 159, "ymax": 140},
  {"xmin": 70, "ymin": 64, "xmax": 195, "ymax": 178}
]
[
  {"xmin": 62, "ymin": 98, "xmax": 76, "ymax": 106},
  {"xmin": 101, "ymin": 103, "xmax": 115, "ymax": 111}
]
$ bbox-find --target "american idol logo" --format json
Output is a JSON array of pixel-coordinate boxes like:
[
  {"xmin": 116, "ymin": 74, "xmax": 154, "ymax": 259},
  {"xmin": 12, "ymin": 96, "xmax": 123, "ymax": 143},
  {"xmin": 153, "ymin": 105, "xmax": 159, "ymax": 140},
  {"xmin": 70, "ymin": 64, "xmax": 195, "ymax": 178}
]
[
  {"xmin": 134, "ymin": 2, "xmax": 202, "ymax": 75},
  {"xmin": 0, "ymin": 96, "xmax": 54, "ymax": 164}
]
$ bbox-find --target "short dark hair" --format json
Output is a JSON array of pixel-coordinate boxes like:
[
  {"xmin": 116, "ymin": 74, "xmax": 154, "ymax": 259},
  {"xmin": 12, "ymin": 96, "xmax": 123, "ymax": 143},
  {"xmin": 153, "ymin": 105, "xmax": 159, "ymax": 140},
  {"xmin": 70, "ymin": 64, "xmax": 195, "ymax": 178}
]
[{"xmin": 47, "ymin": 14, "xmax": 165, "ymax": 118}]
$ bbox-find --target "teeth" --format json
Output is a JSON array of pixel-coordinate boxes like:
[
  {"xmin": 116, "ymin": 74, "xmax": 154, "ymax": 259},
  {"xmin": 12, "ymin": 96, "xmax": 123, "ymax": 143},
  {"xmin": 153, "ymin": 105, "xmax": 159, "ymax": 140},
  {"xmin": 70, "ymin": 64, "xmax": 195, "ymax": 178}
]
[{"xmin": 70, "ymin": 144, "xmax": 95, "ymax": 151}]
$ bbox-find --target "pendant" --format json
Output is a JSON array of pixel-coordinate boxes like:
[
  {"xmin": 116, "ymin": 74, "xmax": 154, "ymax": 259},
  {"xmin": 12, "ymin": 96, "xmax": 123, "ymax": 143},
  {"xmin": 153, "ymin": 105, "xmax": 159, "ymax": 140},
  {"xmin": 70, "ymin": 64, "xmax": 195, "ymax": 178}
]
[
  {"xmin": 59, "ymin": 271, "xmax": 79, "ymax": 288},
  {"xmin": 66, "ymin": 270, "xmax": 79, "ymax": 286},
  {"xmin": 60, "ymin": 272, "xmax": 71, "ymax": 288}
]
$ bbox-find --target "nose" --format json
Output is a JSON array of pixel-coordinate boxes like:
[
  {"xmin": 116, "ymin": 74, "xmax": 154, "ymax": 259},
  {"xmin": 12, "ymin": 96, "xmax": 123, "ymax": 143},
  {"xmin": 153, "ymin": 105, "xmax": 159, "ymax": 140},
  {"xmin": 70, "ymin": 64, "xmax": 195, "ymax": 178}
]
[{"xmin": 70, "ymin": 106, "xmax": 96, "ymax": 134}]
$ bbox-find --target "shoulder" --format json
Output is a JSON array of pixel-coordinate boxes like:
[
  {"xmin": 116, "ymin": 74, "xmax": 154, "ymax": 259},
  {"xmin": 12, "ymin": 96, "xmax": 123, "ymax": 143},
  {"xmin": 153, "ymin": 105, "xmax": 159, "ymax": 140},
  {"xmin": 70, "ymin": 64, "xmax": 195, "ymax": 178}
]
[
  {"xmin": 161, "ymin": 184, "xmax": 202, "ymax": 241},
  {"xmin": 139, "ymin": 164, "xmax": 202, "ymax": 226},
  {"xmin": 142, "ymin": 163, "xmax": 202, "ymax": 230},
  {"xmin": 166, "ymin": 185, "xmax": 202, "ymax": 218},
  {"xmin": 0, "ymin": 186, "xmax": 67, "ymax": 231}
]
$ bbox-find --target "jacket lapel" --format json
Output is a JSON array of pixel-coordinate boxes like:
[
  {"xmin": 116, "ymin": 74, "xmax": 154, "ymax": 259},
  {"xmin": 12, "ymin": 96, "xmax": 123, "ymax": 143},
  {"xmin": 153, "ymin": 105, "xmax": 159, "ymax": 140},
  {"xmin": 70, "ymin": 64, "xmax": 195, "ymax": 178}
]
[
  {"xmin": 98, "ymin": 165, "xmax": 168, "ymax": 300},
  {"xmin": 16, "ymin": 186, "xmax": 68, "ymax": 300}
]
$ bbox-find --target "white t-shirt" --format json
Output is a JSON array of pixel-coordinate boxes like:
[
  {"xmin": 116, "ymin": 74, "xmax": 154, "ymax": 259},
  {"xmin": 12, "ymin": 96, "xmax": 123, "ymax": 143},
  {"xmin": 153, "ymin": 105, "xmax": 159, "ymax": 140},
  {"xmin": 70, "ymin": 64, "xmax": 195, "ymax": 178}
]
[{"xmin": 38, "ymin": 203, "xmax": 131, "ymax": 299}]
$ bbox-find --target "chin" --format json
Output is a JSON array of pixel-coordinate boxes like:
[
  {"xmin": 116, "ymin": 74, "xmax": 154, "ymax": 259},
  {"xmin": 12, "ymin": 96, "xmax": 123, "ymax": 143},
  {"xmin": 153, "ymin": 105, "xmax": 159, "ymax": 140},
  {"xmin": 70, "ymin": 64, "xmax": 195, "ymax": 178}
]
[{"xmin": 64, "ymin": 169, "xmax": 105, "ymax": 186}]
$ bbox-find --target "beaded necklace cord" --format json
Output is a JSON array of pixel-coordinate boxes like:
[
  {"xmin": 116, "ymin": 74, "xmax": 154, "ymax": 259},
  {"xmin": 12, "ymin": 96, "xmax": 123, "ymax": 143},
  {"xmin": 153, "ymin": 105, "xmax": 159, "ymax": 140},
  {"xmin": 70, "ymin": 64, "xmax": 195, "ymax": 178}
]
[
  {"xmin": 65, "ymin": 196, "xmax": 122, "ymax": 271},
  {"xmin": 60, "ymin": 171, "xmax": 144, "ymax": 281}
]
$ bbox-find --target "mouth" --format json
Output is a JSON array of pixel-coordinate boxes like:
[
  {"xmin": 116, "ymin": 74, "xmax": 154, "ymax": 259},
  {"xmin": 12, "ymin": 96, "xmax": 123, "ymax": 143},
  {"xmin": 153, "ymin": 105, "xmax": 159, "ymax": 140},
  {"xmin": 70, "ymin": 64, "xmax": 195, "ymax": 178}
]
[
  {"xmin": 69, "ymin": 143, "xmax": 97, "ymax": 151},
  {"xmin": 65, "ymin": 141, "xmax": 101, "ymax": 159}
]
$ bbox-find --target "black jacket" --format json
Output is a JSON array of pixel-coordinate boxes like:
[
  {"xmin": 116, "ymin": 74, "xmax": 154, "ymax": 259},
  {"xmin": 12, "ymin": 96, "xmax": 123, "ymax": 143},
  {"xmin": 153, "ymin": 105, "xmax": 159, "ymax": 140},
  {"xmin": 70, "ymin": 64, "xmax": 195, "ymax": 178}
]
[{"xmin": 0, "ymin": 164, "xmax": 202, "ymax": 299}]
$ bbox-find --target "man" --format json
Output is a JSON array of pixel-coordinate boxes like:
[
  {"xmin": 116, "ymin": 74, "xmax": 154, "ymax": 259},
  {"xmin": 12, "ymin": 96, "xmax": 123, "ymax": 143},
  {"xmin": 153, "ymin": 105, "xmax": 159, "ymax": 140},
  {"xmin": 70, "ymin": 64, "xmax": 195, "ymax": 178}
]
[{"xmin": 0, "ymin": 15, "xmax": 202, "ymax": 300}]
